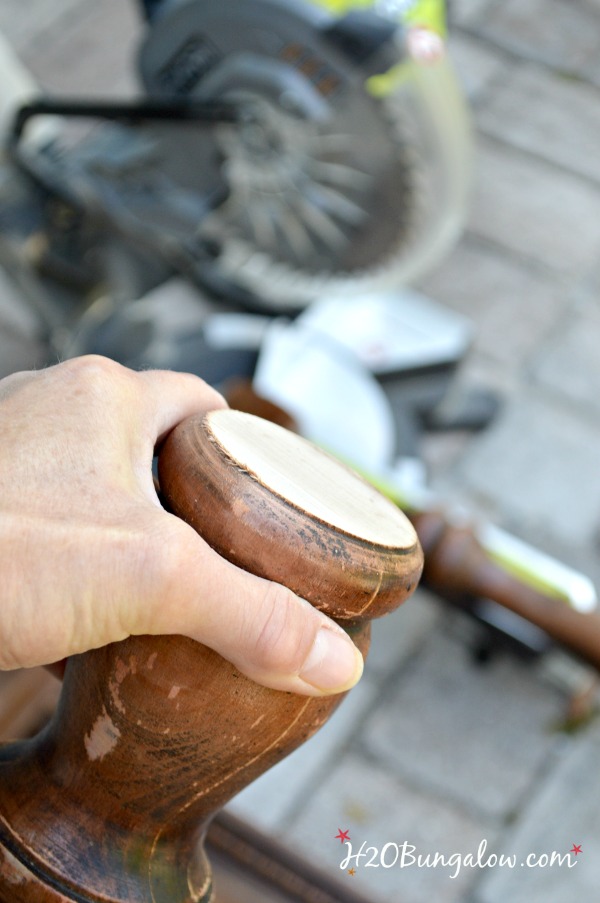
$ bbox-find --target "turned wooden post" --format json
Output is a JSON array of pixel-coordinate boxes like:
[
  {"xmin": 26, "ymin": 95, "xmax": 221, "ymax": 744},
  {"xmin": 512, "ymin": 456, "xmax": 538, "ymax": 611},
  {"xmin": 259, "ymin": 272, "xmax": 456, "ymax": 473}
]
[
  {"xmin": 0, "ymin": 410, "xmax": 422, "ymax": 902},
  {"xmin": 413, "ymin": 510, "xmax": 600, "ymax": 671}
]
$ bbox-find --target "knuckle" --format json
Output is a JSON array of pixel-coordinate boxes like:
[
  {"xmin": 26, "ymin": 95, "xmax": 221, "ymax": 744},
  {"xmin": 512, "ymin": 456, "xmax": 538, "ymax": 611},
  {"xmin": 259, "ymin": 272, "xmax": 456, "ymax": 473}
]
[
  {"xmin": 62, "ymin": 353, "xmax": 123, "ymax": 379},
  {"xmin": 58, "ymin": 355, "xmax": 131, "ymax": 399}
]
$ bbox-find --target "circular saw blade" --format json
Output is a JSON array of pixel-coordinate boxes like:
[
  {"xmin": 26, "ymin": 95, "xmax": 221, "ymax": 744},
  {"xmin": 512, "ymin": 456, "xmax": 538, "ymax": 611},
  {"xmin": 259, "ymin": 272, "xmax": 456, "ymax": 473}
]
[
  {"xmin": 199, "ymin": 86, "xmax": 418, "ymax": 288},
  {"xmin": 138, "ymin": 0, "xmax": 449, "ymax": 310}
]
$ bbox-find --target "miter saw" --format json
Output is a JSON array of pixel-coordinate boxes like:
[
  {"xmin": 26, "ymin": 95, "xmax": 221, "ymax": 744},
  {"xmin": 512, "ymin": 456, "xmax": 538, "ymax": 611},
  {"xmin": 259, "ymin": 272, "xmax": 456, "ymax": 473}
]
[
  {"xmin": 0, "ymin": 0, "xmax": 481, "ymax": 455},
  {"xmin": 0, "ymin": 0, "xmax": 470, "ymax": 329},
  {"xmin": 2, "ymin": 2, "xmax": 598, "ymax": 705}
]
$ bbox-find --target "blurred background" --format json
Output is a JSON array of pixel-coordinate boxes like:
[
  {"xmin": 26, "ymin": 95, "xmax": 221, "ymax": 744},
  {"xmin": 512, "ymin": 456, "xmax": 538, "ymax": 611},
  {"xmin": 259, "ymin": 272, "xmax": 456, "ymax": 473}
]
[{"xmin": 1, "ymin": 1, "xmax": 600, "ymax": 901}]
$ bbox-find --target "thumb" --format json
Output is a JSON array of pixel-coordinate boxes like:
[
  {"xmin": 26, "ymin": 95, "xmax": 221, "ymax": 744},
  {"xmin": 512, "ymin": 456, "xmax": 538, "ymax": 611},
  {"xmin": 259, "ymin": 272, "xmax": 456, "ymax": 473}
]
[{"xmin": 139, "ymin": 516, "xmax": 364, "ymax": 696}]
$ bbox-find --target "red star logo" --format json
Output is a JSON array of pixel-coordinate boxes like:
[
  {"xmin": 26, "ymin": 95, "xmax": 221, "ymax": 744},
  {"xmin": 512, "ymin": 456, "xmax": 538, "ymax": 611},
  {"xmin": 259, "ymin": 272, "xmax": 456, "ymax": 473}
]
[
  {"xmin": 348, "ymin": 868, "xmax": 356, "ymax": 876},
  {"xmin": 335, "ymin": 828, "xmax": 350, "ymax": 843},
  {"xmin": 570, "ymin": 844, "xmax": 582, "ymax": 856}
]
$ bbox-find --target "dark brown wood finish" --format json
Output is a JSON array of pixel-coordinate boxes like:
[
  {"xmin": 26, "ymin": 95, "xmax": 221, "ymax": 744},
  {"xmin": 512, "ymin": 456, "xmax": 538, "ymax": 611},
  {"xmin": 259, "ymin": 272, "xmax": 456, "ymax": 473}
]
[
  {"xmin": 0, "ymin": 411, "xmax": 422, "ymax": 902},
  {"xmin": 414, "ymin": 511, "xmax": 600, "ymax": 671},
  {"xmin": 0, "ymin": 668, "xmax": 374, "ymax": 903}
]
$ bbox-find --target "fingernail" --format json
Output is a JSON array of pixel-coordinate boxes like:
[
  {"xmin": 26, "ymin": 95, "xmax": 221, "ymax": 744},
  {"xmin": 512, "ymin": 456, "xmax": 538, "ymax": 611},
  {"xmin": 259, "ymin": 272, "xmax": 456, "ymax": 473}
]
[{"xmin": 300, "ymin": 628, "xmax": 363, "ymax": 693}]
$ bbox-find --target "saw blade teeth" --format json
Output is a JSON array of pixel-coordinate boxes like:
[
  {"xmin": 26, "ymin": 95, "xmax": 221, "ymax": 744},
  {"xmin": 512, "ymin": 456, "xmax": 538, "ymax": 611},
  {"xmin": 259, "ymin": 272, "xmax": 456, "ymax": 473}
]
[
  {"xmin": 303, "ymin": 181, "xmax": 368, "ymax": 227},
  {"xmin": 287, "ymin": 192, "xmax": 351, "ymax": 252},
  {"xmin": 307, "ymin": 132, "xmax": 364, "ymax": 153},
  {"xmin": 193, "ymin": 81, "xmax": 438, "ymax": 307},
  {"xmin": 308, "ymin": 159, "xmax": 372, "ymax": 189},
  {"xmin": 247, "ymin": 199, "xmax": 279, "ymax": 250},
  {"xmin": 276, "ymin": 206, "xmax": 318, "ymax": 260}
]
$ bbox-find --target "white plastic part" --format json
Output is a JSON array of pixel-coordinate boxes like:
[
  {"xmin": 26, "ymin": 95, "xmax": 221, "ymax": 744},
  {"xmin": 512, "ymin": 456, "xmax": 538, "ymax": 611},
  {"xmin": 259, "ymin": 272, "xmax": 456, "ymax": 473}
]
[
  {"xmin": 253, "ymin": 319, "xmax": 397, "ymax": 472},
  {"xmin": 299, "ymin": 287, "xmax": 473, "ymax": 374}
]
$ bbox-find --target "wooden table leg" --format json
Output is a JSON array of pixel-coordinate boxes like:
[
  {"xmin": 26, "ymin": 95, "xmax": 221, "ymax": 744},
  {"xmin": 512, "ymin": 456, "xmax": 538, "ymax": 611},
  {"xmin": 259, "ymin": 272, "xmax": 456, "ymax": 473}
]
[{"xmin": 0, "ymin": 409, "xmax": 422, "ymax": 902}]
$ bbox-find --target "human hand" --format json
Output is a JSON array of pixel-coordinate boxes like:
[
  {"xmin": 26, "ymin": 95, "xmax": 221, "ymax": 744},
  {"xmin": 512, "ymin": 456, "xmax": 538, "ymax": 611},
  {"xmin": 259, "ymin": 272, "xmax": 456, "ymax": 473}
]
[{"xmin": 0, "ymin": 356, "xmax": 363, "ymax": 695}]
